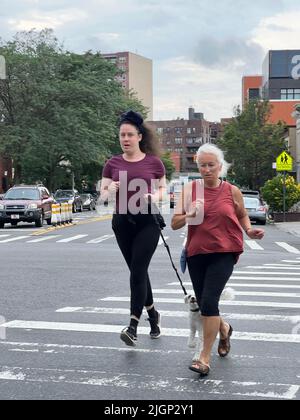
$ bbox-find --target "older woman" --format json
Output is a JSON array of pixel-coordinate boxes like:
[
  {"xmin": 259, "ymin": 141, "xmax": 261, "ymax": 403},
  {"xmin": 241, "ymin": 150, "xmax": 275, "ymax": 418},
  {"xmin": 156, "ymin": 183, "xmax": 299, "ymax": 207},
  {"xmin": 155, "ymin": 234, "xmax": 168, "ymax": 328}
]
[{"xmin": 171, "ymin": 143, "xmax": 264, "ymax": 376}]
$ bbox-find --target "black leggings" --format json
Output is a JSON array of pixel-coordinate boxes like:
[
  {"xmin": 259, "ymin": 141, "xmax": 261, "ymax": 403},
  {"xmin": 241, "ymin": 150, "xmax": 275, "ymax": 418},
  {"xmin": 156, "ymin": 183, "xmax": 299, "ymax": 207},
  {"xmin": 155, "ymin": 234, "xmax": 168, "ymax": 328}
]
[
  {"xmin": 187, "ymin": 253, "xmax": 235, "ymax": 317},
  {"xmin": 112, "ymin": 213, "xmax": 160, "ymax": 319}
]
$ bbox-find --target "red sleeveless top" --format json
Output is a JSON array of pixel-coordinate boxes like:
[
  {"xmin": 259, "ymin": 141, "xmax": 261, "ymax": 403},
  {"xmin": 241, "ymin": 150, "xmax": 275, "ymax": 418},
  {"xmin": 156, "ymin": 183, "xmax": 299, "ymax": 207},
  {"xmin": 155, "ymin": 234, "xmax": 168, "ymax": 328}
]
[{"xmin": 186, "ymin": 181, "xmax": 243, "ymax": 259}]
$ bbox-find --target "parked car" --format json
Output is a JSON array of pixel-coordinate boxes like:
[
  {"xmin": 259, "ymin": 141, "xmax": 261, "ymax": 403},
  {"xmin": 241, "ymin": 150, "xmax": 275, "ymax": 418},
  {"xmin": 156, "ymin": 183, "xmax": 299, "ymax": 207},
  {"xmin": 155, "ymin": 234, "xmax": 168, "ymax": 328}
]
[
  {"xmin": 54, "ymin": 189, "xmax": 83, "ymax": 213},
  {"xmin": 243, "ymin": 196, "xmax": 267, "ymax": 225},
  {"xmin": 0, "ymin": 184, "xmax": 54, "ymax": 228},
  {"xmin": 80, "ymin": 193, "xmax": 96, "ymax": 211}
]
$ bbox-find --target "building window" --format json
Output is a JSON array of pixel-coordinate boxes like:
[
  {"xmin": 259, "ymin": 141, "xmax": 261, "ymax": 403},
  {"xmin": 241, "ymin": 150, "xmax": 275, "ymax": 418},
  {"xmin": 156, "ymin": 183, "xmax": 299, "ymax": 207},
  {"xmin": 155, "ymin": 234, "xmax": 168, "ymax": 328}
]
[
  {"xmin": 157, "ymin": 128, "xmax": 163, "ymax": 134},
  {"xmin": 175, "ymin": 138, "xmax": 183, "ymax": 144},
  {"xmin": 119, "ymin": 57, "xmax": 127, "ymax": 63},
  {"xmin": 248, "ymin": 88, "xmax": 260, "ymax": 100},
  {"xmin": 175, "ymin": 127, "xmax": 183, "ymax": 134},
  {"xmin": 281, "ymin": 88, "xmax": 300, "ymax": 100}
]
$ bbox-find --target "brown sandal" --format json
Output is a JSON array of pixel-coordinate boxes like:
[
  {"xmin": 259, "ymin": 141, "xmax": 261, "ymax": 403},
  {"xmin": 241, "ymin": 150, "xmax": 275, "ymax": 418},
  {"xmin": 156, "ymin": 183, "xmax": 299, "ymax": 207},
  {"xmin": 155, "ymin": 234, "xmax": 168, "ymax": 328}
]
[
  {"xmin": 189, "ymin": 360, "xmax": 210, "ymax": 376},
  {"xmin": 218, "ymin": 324, "xmax": 233, "ymax": 357}
]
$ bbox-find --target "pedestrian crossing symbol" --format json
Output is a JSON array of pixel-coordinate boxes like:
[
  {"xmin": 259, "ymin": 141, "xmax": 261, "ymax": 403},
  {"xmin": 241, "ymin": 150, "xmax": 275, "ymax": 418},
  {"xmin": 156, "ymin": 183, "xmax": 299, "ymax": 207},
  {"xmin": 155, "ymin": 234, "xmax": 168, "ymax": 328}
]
[{"xmin": 276, "ymin": 152, "xmax": 293, "ymax": 172}]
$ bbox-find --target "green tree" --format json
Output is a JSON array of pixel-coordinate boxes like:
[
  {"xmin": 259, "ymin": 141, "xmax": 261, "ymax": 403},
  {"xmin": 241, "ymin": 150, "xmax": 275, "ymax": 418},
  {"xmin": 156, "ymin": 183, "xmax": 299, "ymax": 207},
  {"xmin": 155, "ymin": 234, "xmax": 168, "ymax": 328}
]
[
  {"xmin": 219, "ymin": 100, "xmax": 287, "ymax": 190},
  {"xmin": 261, "ymin": 175, "xmax": 300, "ymax": 212},
  {"xmin": 161, "ymin": 152, "xmax": 176, "ymax": 181},
  {"xmin": 0, "ymin": 29, "xmax": 146, "ymax": 191}
]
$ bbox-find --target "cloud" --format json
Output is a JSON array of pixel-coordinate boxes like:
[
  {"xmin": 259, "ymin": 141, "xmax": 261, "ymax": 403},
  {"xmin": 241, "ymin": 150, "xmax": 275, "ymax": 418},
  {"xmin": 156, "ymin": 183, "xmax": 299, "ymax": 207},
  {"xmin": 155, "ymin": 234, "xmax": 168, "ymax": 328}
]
[
  {"xmin": 193, "ymin": 37, "xmax": 265, "ymax": 74},
  {"xmin": 7, "ymin": 8, "xmax": 88, "ymax": 31},
  {"xmin": 252, "ymin": 10, "xmax": 300, "ymax": 50}
]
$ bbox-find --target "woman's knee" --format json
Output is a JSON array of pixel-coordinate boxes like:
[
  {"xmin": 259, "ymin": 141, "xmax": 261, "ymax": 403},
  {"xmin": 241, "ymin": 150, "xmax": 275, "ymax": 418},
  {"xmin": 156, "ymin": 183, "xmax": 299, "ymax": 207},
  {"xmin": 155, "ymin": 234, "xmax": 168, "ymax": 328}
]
[{"xmin": 200, "ymin": 298, "xmax": 220, "ymax": 317}]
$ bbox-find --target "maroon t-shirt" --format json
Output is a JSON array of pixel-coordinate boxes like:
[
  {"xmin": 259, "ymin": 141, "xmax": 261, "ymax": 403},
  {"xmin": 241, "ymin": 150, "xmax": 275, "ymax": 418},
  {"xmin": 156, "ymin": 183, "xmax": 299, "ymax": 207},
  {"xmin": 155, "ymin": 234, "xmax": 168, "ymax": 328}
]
[{"xmin": 102, "ymin": 154, "xmax": 165, "ymax": 213}]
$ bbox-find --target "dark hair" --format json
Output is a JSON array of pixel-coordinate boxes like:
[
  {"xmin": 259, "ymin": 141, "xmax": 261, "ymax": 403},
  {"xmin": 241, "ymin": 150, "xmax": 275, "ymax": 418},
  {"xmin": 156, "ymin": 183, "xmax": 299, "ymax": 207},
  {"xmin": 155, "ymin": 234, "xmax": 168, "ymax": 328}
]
[{"xmin": 119, "ymin": 110, "xmax": 162, "ymax": 157}]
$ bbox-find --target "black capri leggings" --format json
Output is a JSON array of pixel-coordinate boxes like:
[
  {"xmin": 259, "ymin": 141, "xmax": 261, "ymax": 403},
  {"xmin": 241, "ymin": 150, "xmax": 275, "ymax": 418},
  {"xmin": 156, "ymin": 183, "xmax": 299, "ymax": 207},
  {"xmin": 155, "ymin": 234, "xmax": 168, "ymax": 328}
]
[
  {"xmin": 112, "ymin": 213, "xmax": 160, "ymax": 319},
  {"xmin": 187, "ymin": 253, "xmax": 235, "ymax": 317}
]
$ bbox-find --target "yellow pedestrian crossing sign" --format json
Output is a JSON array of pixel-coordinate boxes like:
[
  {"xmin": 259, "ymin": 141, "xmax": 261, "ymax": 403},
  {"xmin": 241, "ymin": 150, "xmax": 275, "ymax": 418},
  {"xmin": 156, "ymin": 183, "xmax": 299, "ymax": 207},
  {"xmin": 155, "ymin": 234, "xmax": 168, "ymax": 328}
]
[{"xmin": 276, "ymin": 151, "xmax": 293, "ymax": 172}]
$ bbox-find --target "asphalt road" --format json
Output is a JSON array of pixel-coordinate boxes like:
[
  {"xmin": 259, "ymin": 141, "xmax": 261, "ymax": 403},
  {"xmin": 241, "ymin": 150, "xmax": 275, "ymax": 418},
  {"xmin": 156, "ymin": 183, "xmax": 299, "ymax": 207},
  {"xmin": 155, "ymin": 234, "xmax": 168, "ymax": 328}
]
[{"xmin": 0, "ymin": 209, "xmax": 300, "ymax": 401}]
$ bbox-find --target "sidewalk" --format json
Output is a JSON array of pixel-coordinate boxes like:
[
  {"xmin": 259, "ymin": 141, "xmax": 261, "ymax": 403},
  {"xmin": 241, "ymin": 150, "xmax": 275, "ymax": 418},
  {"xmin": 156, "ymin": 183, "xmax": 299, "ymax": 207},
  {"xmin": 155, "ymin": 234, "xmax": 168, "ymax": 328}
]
[{"xmin": 274, "ymin": 222, "xmax": 300, "ymax": 237}]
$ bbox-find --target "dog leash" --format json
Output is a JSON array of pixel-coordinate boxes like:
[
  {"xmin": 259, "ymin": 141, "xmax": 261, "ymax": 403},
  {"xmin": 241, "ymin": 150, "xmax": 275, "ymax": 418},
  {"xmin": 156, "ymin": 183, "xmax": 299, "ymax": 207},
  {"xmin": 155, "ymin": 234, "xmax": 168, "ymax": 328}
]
[{"xmin": 150, "ymin": 199, "xmax": 188, "ymax": 296}]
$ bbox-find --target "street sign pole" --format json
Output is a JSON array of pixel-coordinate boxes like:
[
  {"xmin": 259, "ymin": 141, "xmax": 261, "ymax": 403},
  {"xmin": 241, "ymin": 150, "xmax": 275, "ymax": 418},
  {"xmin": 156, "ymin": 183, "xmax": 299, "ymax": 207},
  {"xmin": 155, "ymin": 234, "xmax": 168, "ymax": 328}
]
[{"xmin": 283, "ymin": 171, "xmax": 286, "ymax": 222}]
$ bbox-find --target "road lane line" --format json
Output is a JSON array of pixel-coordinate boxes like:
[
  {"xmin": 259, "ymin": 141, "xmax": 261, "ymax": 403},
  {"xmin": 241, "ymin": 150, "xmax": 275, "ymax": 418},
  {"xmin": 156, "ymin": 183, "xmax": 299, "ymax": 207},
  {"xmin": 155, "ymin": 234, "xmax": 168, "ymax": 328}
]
[
  {"xmin": 245, "ymin": 240, "xmax": 264, "ymax": 250},
  {"xmin": 234, "ymin": 271, "xmax": 300, "ymax": 275},
  {"xmin": 56, "ymin": 234, "xmax": 89, "ymax": 243},
  {"xmin": 3, "ymin": 320, "xmax": 300, "ymax": 343},
  {"xmin": 275, "ymin": 242, "xmax": 300, "ymax": 254},
  {"xmin": 101, "ymin": 296, "xmax": 300, "ymax": 309},
  {"xmin": 0, "ymin": 365, "xmax": 297, "ymax": 399},
  {"xmin": 55, "ymin": 306, "xmax": 300, "ymax": 322},
  {"xmin": 152, "ymin": 288, "xmax": 300, "ymax": 298},
  {"xmin": 27, "ymin": 235, "xmax": 61, "ymax": 243},
  {"xmin": 167, "ymin": 282, "xmax": 300, "ymax": 289},
  {"xmin": 86, "ymin": 235, "xmax": 114, "ymax": 244},
  {"xmin": 0, "ymin": 236, "xmax": 30, "ymax": 243}
]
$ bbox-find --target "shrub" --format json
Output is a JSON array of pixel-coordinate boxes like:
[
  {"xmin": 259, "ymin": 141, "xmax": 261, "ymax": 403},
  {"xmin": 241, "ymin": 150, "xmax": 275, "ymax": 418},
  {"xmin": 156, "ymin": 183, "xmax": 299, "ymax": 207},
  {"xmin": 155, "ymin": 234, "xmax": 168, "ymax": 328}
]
[{"xmin": 261, "ymin": 175, "xmax": 300, "ymax": 212}]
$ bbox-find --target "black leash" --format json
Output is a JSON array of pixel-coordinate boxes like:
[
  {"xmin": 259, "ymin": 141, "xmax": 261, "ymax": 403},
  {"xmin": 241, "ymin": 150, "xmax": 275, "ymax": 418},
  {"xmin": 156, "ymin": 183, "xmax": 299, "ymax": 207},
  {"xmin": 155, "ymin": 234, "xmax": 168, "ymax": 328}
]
[{"xmin": 150, "ymin": 200, "xmax": 188, "ymax": 296}]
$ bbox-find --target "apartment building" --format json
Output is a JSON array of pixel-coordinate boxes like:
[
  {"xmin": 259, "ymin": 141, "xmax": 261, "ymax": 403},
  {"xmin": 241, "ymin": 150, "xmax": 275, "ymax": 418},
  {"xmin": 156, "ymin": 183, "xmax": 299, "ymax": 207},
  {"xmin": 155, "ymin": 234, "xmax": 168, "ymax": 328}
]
[
  {"xmin": 102, "ymin": 51, "xmax": 153, "ymax": 120},
  {"xmin": 242, "ymin": 50, "xmax": 300, "ymax": 181},
  {"xmin": 148, "ymin": 108, "xmax": 220, "ymax": 173}
]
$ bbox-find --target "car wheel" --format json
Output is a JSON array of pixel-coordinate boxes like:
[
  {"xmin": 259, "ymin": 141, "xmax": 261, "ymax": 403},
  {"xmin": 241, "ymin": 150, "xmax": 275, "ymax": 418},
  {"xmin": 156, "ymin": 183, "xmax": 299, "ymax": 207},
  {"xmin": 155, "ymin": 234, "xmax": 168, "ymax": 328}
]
[
  {"xmin": 79, "ymin": 205, "xmax": 83, "ymax": 212},
  {"xmin": 11, "ymin": 221, "xmax": 18, "ymax": 226},
  {"xmin": 0, "ymin": 222, "xmax": 4, "ymax": 228},
  {"xmin": 35, "ymin": 213, "xmax": 44, "ymax": 227},
  {"xmin": 46, "ymin": 218, "xmax": 52, "ymax": 225}
]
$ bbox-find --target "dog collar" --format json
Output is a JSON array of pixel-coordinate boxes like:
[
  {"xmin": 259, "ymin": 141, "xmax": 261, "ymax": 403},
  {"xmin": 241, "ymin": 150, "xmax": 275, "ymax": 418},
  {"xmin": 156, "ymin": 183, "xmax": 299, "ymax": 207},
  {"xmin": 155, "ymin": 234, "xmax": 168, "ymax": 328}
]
[{"xmin": 190, "ymin": 308, "xmax": 200, "ymax": 313}]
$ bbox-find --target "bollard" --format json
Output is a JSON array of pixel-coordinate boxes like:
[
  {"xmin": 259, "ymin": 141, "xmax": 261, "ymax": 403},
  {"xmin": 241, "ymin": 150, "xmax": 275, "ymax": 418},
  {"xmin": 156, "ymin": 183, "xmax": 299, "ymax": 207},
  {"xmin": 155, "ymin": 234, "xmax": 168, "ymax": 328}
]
[
  {"xmin": 51, "ymin": 203, "xmax": 57, "ymax": 226},
  {"xmin": 56, "ymin": 203, "xmax": 61, "ymax": 225},
  {"xmin": 68, "ymin": 202, "xmax": 73, "ymax": 223},
  {"xmin": 61, "ymin": 203, "xmax": 66, "ymax": 224}
]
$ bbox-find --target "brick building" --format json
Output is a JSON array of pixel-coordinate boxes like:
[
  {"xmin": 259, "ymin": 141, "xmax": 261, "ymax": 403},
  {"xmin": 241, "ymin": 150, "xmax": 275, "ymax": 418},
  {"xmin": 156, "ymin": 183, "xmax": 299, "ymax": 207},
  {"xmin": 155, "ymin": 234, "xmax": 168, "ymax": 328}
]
[{"xmin": 148, "ymin": 108, "xmax": 221, "ymax": 173}]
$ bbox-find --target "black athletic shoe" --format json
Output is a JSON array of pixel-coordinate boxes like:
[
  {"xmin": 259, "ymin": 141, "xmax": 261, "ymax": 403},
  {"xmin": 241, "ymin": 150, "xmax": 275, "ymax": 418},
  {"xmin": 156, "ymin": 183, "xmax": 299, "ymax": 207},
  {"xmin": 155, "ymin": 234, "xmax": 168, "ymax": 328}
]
[
  {"xmin": 148, "ymin": 311, "xmax": 161, "ymax": 339},
  {"xmin": 120, "ymin": 326, "xmax": 137, "ymax": 347}
]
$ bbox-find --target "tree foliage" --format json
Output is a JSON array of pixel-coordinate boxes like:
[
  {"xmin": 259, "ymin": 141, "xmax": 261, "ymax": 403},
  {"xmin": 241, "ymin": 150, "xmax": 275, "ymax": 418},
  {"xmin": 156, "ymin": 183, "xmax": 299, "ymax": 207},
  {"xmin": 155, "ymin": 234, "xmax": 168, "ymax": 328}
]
[
  {"xmin": 219, "ymin": 100, "xmax": 287, "ymax": 190},
  {"xmin": 0, "ymin": 29, "xmax": 146, "ymax": 191},
  {"xmin": 261, "ymin": 175, "xmax": 300, "ymax": 212},
  {"xmin": 161, "ymin": 151, "xmax": 175, "ymax": 181}
]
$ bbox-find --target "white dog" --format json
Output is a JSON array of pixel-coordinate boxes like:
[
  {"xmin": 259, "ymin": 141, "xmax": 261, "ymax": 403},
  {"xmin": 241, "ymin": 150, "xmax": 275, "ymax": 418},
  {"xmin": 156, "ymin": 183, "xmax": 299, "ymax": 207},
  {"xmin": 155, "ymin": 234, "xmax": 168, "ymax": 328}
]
[{"xmin": 184, "ymin": 288, "xmax": 235, "ymax": 361}]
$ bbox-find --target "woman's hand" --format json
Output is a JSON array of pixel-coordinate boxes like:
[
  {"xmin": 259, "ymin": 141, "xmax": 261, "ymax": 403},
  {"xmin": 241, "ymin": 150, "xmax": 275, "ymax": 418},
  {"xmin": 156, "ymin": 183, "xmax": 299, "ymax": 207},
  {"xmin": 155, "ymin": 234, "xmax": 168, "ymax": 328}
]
[
  {"xmin": 186, "ymin": 199, "xmax": 204, "ymax": 218},
  {"xmin": 107, "ymin": 181, "xmax": 120, "ymax": 194},
  {"xmin": 246, "ymin": 228, "xmax": 265, "ymax": 240}
]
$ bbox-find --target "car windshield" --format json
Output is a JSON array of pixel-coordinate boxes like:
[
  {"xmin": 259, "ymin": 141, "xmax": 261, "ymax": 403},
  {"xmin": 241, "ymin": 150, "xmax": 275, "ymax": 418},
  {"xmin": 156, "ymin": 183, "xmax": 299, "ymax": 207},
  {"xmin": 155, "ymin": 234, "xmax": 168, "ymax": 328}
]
[
  {"xmin": 55, "ymin": 191, "xmax": 74, "ymax": 198},
  {"xmin": 243, "ymin": 197, "xmax": 259, "ymax": 208},
  {"xmin": 4, "ymin": 188, "xmax": 40, "ymax": 200}
]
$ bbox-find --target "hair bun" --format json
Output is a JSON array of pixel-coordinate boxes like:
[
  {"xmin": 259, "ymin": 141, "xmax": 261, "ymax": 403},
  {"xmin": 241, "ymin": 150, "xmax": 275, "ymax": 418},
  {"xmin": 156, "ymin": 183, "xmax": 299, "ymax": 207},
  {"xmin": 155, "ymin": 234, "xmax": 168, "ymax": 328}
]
[{"xmin": 120, "ymin": 110, "xmax": 143, "ymax": 127}]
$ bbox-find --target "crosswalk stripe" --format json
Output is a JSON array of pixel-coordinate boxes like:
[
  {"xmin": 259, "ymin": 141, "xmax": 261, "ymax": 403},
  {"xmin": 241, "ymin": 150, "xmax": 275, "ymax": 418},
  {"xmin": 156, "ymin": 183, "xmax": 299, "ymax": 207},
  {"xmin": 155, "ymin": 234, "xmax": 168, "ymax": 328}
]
[
  {"xmin": 0, "ymin": 235, "xmax": 30, "ymax": 243},
  {"xmin": 27, "ymin": 235, "xmax": 61, "ymax": 243},
  {"xmin": 56, "ymin": 234, "xmax": 89, "ymax": 243},
  {"xmin": 282, "ymin": 260, "xmax": 300, "ymax": 263},
  {"xmin": 3, "ymin": 320, "xmax": 300, "ymax": 343},
  {"xmin": 0, "ymin": 234, "xmax": 10, "ymax": 239},
  {"xmin": 247, "ymin": 266, "xmax": 300, "ymax": 270},
  {"xmin": 234, "ymin": 271, "xmax": 300, "ymax": 275},
  {"xmin": 55, "ymin": 306, "xmax": 300, "ymax": 322},
  {"xmin": 0, "ymin": 365, "xmax": 297, "ymax": 399},
  {"xmin": 276, "ymin": 242, "xmax": 300, "ymax": 254},
  {"xmin": 152, "ymin": 288, "xmax": 300, "ymax": 298},
  {"xmin": 101, "ymin": 296, "xmax": 300, "ymax": 309},
  {"xmin": 230, "ymin": 276, "xmax": 300, "ymax": 281},
  {"xmin": 167, "ymin": 282, "xmax": 300, "ymax": 289},
  {"xmin": 86, "ymin": 235, "xmax": 114, "ymax": 244},
  {"xmin": 245, "ymin": 240, "xmax": 264, "ymax": 250},
  {"xmin": 158, "ymin": 236, "xmax": 169, "ymax": 245}
]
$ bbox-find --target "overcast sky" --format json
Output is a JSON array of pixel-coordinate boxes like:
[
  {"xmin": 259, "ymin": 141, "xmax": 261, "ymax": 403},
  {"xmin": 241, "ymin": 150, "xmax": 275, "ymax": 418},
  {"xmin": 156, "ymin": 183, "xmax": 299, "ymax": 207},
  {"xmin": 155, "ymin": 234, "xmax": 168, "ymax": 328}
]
[{"xmin": 1, "ymin": 0, "xmax": 300, "ymax": 121}]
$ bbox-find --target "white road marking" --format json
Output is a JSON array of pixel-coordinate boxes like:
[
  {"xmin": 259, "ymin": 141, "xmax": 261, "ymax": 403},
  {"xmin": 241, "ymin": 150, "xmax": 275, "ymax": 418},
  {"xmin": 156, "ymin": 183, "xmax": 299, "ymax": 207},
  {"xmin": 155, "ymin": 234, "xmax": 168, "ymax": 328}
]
[
  {"xmin": 281, "ymin": 260, "xmax": 300, "ymax": 264},
  {"xmin": 275, "ymin": 242, "xmax": 300, "ymax": 254},
  {"xmin": 247, "ymin": 266, "xmax": 300, "ymax": 270},
  {"xmin": 152, "ymin": 288, "xmax": 300, "ymax": 298},
  {"xmin": 167, "ymin": 282, "xmax": 300, "ymax": 289},
  {"xmin": 234, "ymin": 271, "xmax": 300, "ymax": 276},
  {"xmin": 56, "ymin": 234, "xmax": 89, "ymax": 243},
  {"xmin": 86, "ymin": 235, "xmax": 114, "ymax": 244},
  {"xmin": 0, "ymin": 365, "xmax": 298, "ymax": 399},
  {"xmin": 101, "ymin": 296, "xmax": 300, "ymax": 309},
  {"xmin": 0, "ymin": 234, "xmax": 10, "ymax": 239},
  {"xmin": 0, "ymin": 236, "xmax": 30, "ymax": 243},
  {"xmin": 27, "ymin": 235, "xmax": 61, "ymax": 243},
  {"xmin": 245, "ymin": 240, "xmax": 264, "ymax": 250},
  {"xmin": 158, "ymin": 236, "xmax": 169, "ymax": 245},
  {"xmin": 56, "ymin": 306, "xmax": 300, "ymax": 323},
  {"xmin": 231, "ymin": 277, "xmax": 300, "ymax": 282},
  {"xmin": 3, "ymin": 320, "xmax": 300, "ymax": 343}
]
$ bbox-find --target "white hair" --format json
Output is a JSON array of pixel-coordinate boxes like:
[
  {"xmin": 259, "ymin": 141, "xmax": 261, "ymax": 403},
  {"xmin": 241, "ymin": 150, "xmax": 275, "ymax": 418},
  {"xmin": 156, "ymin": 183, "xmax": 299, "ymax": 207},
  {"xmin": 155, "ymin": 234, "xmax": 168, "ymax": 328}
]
[{"xmin": 196, "ymin": 143, "xmax": 230, "ymax": 178}]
